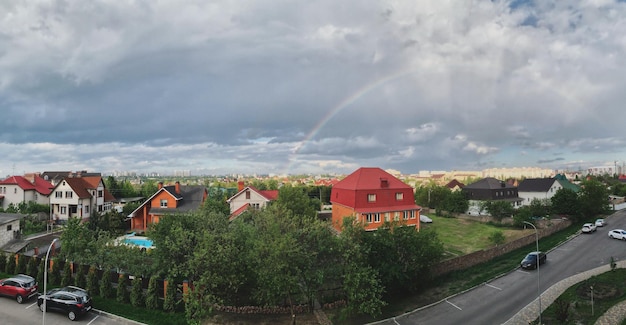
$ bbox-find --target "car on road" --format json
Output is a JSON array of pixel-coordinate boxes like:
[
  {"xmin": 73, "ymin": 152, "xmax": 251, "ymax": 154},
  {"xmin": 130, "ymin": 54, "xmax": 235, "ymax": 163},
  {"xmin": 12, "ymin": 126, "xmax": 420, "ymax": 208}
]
[
  {"xmin": 582, "ymin": 223, "xmax": 597, "ymax": 233},
  {"xmin": 608, "ymin": 229, "xmax": 626, "ymax": 240},
  {"xmin": 520, "ymin": 251, "xmax": 547, "ymax": 270},
  {"xmin": 420, "ymin": 215, "xmax": 433, "ymax": 223},
  {"xmin": 38, "ymin": 286, "xmax": 92, "ymax": 321},
  {"xmin": 0, "ymin": 274, "xmax": 38, "ymax": 304},
  {"xmin": 595, "ymin": 218, "xmax": 607, "ymax": 227}
]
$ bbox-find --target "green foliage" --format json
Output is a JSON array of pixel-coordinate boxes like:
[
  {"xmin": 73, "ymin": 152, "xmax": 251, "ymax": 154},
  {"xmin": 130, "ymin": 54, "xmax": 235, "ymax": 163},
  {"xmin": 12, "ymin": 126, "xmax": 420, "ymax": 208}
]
[
  {"xmin": 145, "ymin": 275, "xmax": 160, "ymax": 310},
  {"xmin": 579, "ymin": 179, "xmax": 611, "ymax": 218},
  {"xmin": 488, "ymin": 230, "xmax": 506, "ymax": 245},
  {"xmin": 15, "ymin": 254, "xmax": 28, "ymax": 274},
  {"xmin": 49, "ymin": 258, "xmax": 61, "ymax": 285},
  {"xmin": 441, "ymin": 190, "xmax": 469, "ymax": 214},
  {"xmin": 26, "ymin": 257, "xmax": 38, "ymax": 277},
  {"xmin": 61, "ymin": 261, "xmax": 72, "ymax": 287},
  {"xmin": 117, "ymin": 274, "xmax": 129, "ymax": 303},
  {"xmin": 551, "ymin": 188, "xmax": 580, "ymax": 218},
  {"xmin": 37, "ymin": 260, "xmax": 44, "ymax": 287},
  {"xmin": 74, "ymin": 263, "xmax": 87, "ymax": 288},
  {"xmin": 86, "ymin": 265, "xmax": 99, "ymax": 296},
  {"xmin": 414, "ymin": 185, "xmax": 451, "ymax": 210},
  {"xmin": 130, "ymin": 277, "xmax": 145, "ymax": 307},
  {"xmin": 163, "ymin": 279, "xmax": 177, "ymax": 312},
  {"xmin": 5, "ymin": 254, "xmax": 16, "ymax": 274},
  {"xmin": 184, "ymin": 286, "xmax": 213, "ymax": 325},
  {"xmin": 275, "ymin": 185, "xmax": 318, "ymax": 218},
  {"xmin": 140, "ymin": 180, "xmax": 159, "ymax": 198},
  {"xmin": 528, "ymin": 198, "xmax": 551, "ymax": 218},
  {"xmin": 202, "ymin": 188, "xmax": 230, "ymax": 215},
  {"xmin": 21, "ymin": 218, "xmax": 48, "ymax": 236},
  {"xmin": 0, "ymin": 252, "xmax": 6, "ymax": 273},
  {"xmin": 100, "ymin": 269, "xmax": 114, "ymax": 299},
  {"xmin": 513, "ymin": 206, "xmax": 533, "ymax": 227},
  {"xmin": 481, "ymin": 200, "xmax": 515, "ymax": 221}
]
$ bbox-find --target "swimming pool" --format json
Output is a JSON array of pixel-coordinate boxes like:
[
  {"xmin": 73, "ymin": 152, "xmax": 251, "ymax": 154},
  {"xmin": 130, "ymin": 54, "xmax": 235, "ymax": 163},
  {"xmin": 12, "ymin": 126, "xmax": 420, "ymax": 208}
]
[{"xmin": 119, "ymin": 233, "xmax": 154, "ymax": 249}]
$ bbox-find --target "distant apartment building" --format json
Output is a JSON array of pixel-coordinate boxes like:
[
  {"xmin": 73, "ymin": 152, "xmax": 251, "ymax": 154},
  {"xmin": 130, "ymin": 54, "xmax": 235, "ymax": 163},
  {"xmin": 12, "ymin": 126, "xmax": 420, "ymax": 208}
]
[
  {"xmin": 482, "ymin": 167, "xmax": 554, "ymax": 179},
  {"xmin": 586, "ymin": 165, "xmax": 622, "ymax": 176}
]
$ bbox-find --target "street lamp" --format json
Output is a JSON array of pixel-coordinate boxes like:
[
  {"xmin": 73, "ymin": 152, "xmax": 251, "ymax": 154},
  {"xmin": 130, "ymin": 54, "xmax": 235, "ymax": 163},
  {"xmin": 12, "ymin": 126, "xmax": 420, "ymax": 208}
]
[
  {"xmin": 43, "ymin": 238, "xmax": 58, "ymax": 325},
  {"xmin": 523, "ymin": 221, "xmax": 541, "ymax": 325}
]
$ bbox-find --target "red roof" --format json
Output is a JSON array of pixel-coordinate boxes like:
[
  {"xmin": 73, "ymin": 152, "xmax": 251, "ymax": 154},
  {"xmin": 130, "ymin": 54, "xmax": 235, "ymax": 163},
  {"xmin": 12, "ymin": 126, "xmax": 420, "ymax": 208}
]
[
  {"xmin": 334, "ymin": 167, "xmax": 412, "ymax": 190},
  {"xmin": 0, "ymin": 175, "xmax": 54, "ymax": 195},
  {"xmin": 260, "ymin": 189, "xmax": 279, "ymax": 200},
  {"xmin": 229, "ymin": 203, "xmax": 250, "ymax": 221}
]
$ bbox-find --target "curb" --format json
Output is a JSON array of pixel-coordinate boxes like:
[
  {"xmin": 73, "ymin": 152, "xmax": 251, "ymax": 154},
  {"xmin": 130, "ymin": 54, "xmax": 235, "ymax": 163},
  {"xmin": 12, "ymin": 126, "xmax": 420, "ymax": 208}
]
[{"xmin": 92, "ymin": 309, "xmax": 148, "ymax": 325}]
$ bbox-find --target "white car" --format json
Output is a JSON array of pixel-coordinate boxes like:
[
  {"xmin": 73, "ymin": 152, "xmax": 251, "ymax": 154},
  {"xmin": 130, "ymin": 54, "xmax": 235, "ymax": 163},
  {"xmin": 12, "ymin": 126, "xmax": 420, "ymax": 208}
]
[
  {"xmin": 595, "ymin": 218, "xmax": 606, "ymax": 227},
  {"xmin": 420, "ymin": 215, "xmax": 433, "ymax": 223},
  {"xmin": 609, "ymin": 229, "xmax": 626, "ymax": 240},
  {"xmin": 582, "ymin": 223, "xmax": 596, "ymax": 233}
]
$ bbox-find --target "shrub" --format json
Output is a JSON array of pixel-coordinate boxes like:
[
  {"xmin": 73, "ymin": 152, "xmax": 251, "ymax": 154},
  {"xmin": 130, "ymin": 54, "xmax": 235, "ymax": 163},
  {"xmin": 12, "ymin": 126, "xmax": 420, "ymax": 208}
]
[
  {"xmin": 0, "ymin": 252, "xmax": 6, "ymax": 272},
  {"xmin": 100, "ymin": 269, "xmax": 114, "ymax": 299},
  {"xmin": 145, "ymin": 275, "xmax": 160, "ymax": 310},
  {"xmin": 117, "ymin": 274, "xmax": 129, "ymax": 303},
  {"xmin": 49, "ymin": 258, "xmax": 61, "ymax": 285},
  {"xmin": 74, "ymin": 264, "xmax": 87, "ymax": 288},
  {"xmin": 37, "ymin": 260, "xmax": 45, "ymax": 287},
  {"xmin": 26, "ymin": 257, "xmax": 38, "ymax": 277},
  {"xmin": 5, "ymin": 254, "xmax": 16, "ymax": 274},
  {"xmin": 61, "ymin": 261, "xmax": 72, "ymax": 287},
  {"xmin": 15, "ymin": 254, "xmax": 28, "ymax": 274},
  {"xmin": 488, "ymin": 230, "xmax": 506, "ymax": 246},
  {"xmin": 130, "ymin": 276, "xmax": 145, "ymax": 307},
  {"xmin": 86, "ymin": 265, "xmax": 98, "ymax": 296},
  {"xmin": 163, "ymin": 279, "xmax": 177, "ymax": 312}
]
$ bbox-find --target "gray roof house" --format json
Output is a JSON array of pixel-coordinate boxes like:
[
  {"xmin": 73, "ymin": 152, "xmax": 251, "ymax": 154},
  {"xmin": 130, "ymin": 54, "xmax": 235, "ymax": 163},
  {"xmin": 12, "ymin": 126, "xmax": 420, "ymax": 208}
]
[
  {"xmin": 462, "ymin": 177, "xmax": 523, "ymax": 215},
  {"xmin": 517, "ymin": 178, "xmax": 564, "ymax": 206}
]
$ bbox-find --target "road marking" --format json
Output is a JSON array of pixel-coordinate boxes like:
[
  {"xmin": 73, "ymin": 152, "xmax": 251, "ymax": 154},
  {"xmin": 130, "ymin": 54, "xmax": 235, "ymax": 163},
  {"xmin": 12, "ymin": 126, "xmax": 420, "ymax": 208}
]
[
  {"xmin": 392, "ymin": 317, "xmax": 401, "ymax": 325},
  {"xmin": 445, "ymin": 299, "xmax": 462, "ymax": 310},
  {"xmin": 518, "ymin": 270, "xmax": 530, "ymax": 274},
  {"xmin": 87, "ymin": 314, "xmax": 100, "ymax": 325},
  {"xmin": 26, "ymin": 302, "xmax": 37, "ymax": 309},
  {"xmin": 485, "ymin": 283, "xmax": 502, "ymax": 291}
]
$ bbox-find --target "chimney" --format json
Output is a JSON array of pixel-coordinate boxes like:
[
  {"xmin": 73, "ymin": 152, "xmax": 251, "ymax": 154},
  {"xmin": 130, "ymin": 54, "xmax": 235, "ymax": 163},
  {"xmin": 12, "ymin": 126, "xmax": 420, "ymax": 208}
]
[
  {"xmin": 238, "ymin": 181, "xmax": 245, "ymax": 192},
  {"xmin": 175, "ymin": 181, "xmax": 181, "ymax": 194},
  {"xmin": 158, "ymin": 182, "xmax": 163, "ymax": 190}
]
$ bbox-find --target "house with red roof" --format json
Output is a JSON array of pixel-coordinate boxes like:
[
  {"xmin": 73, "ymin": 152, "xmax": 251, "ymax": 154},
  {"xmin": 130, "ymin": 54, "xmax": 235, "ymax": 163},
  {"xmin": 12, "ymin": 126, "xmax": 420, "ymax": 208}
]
[
  {"xmin": 226, "ymin": 182, "xmax": 279, "ymax": 221},
  {"xmin": 127, "ymin": 181, "xmax": 208, "ymax": 233},
  {"xmin": 49, "ymin": 175, "xmax": 116, "ymax": 223},
  {"xmin": 330, "ymin": 167, "xmax": 422, "ymax": 232},
  {"xmin": 0, "ymin": 173, "xmax": 54, "ymax": 210}
]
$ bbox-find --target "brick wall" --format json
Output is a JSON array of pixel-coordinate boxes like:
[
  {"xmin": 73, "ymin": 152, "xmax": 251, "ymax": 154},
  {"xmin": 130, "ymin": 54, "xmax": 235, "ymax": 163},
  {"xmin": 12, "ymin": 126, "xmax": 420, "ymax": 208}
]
[{"xmin": 431, "ymin": 218, "xmax": 571, "ymax": 276}]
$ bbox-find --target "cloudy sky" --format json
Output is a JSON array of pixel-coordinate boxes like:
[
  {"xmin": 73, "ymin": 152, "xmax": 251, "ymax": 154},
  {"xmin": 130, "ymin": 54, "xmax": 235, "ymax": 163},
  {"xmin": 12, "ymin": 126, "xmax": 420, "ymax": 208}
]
[{"xmin": 1, "ymin": 0, "xmax": 625, "ymax": 177}]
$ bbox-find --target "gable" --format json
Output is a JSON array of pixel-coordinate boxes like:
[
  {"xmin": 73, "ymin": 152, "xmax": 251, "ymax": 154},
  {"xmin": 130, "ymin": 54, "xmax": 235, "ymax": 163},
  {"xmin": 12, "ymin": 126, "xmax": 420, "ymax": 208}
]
[{"xmin": 518, "ymin": 178, "xmax": 558, "ymax": 192}]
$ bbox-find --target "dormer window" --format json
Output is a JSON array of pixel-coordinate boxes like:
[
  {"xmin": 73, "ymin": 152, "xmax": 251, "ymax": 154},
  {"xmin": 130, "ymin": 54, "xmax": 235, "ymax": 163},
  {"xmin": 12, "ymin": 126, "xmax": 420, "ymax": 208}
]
[
  {"xmin": 368, "ymin": 194, "xmax": 376, "ymax": 202},
  {"xmin": 395, "ymin": 192, "xmax": 403, "ymax": 200}
]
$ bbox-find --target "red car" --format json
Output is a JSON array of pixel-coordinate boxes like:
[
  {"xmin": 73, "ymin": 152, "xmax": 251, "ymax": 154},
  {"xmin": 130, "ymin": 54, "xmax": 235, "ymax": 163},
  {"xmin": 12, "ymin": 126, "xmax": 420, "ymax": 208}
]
[{"xmin": 0, "ymin": 274, "xmax": 39, "ymax": 304}]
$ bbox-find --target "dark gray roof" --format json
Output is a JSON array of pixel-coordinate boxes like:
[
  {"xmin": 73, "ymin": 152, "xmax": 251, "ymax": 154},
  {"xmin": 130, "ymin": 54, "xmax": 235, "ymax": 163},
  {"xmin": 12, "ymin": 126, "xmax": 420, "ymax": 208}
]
[
  {"xmin": 150, "ymin": 185, "xmax": 206, "ymax": 214},
  {"xmin": 0, "ymin": 213, "xmax": 25, "ymax": 225},
  {"xmin": 518, "ymin": 178, "xmax": 556, "ymax": 192},
  {"xmin": 464, "ymin": 177, "xmax": 516, "ymax": 190}
]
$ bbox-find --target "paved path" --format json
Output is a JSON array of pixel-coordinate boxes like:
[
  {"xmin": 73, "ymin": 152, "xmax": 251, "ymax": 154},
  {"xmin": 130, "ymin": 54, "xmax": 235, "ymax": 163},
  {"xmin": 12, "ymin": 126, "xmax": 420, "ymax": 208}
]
[{"xmin": 504, "ymin": 261, "xmax": 626, "ymax": 325}]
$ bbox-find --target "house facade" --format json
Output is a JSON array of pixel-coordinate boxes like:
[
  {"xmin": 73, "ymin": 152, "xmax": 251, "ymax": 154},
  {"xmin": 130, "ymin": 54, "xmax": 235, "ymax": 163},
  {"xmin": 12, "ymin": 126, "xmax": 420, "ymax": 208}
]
[
  {"xmin": 0, "ymin": 213, "xmax": 22, "ymax": 249},
  {"xmin": 0, "ymin": 174, "xmax": 54, "ymax": 210},
  {"xmin": 226, "ymin": 182, "xmax": 279, "ymax": 220},
  {"xmin": 128, "ymin": 182, "xmax": 208, "ymax": 233},
  {"xmin": 517, "ymin": 178, "xmax": 563, "ymax": 206},
  {"xmin": 330, "ymin": 167, "xmax": 421, "ymax": 232},
  {"xmin": 462, "ymin": 177, "xmax": 523, "ymax": 215},
  {"xmin": 49, "ymin": 176, "xmax": 115, "ymax": 223}
]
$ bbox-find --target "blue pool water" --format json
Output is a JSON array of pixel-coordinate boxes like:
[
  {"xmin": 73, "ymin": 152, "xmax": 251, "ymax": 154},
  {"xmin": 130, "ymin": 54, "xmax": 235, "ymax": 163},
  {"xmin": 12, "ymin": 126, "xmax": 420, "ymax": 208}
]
[{"xmin": 123, "ymin": 237, "xmax": 154, "ymax": 248}]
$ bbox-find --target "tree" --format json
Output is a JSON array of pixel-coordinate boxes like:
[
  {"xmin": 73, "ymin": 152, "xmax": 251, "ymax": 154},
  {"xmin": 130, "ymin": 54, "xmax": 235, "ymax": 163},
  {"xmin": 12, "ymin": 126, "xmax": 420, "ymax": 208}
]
[
  {"xmin": 488, "ymin": 230, "xmax": 506, "ymax": 245},
  {"xmin": 441, "ymin": 190, "xmax": 469, "ymax": 214},
  {"xmin": 61, "ymin": 261, "xmax": 72, "ymax": 287},
  {"xmin": 100, "ymin": 269, "xmax": 114, "ymax": 299},
  {"xmin": 513, "ymin": 206, "xmax": 533, "ymax": 227},
  {"xmin": 74, "ymin": 263, "xmax": 87, "ymax": 288},
  {"xmin": 0, "ymin": 252, "xmax": 7, "ymax": 273},
  {"xmin": 528, "ymin": 198, "xmax": 551, "ymax": 218},
  {"xmin": 5, "ymin": 254, "xmax": 16, "ymax": 274},
  {"xmin": 86, "ymin": 265, "xmax": 99, "ymax": 296},
  {"xmin": 481, "ymin": 200, "xmax": 515, "ymax": 221},
  {"xmin": 130, "ymin": 276, "xmax": 145, "ymax": 307},
  {"xmin": 579, "ymin": 179, "xmax": 610, "ymax": 218},
  {"xmin": 145, "ymin": 275, "xmax": 160, "ymax": 310},
  {"xmin": 551, "ymin": 188, "xmax": 580, "ymax": 218},
  {"xmin": 49, "ymin": 258, "xmax": 61, "ymax": 286},
  {"xmin": 26, "ymin": 257, "xmax": 38, "ymax": 278},
  {"xmin": 163, "ymin": 279, "xmax": 177, "ymax": 312},
  {"xmin": 15, "ymin": 254, "xmax": 28, "ymax": 274},
  {"xmin": 117, "ymin": 274, "xmax": 129, "ymax": 303},
  {"xmin": 275, "ymin": 185, "xmax": 318, "ymax": 218}
]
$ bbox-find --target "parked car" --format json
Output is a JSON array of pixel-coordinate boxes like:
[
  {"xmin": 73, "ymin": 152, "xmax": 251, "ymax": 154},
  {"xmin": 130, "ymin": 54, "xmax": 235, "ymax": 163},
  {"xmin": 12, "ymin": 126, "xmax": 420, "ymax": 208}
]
[
  {"xmin": 420, "ymin": 215, "xmax": 433, "ymax": 223},
  {"xmin": 595, "ymin": 218, "xmax": 607, "ymax": 227},
  {"xmin": 0, "ymin": 274, "xmax": 38, "ymax": 304},
  {"xmin": 38, "ymin": 286, "xmax": 92, "ymax": 321},
  {"xmin": 520, "ymin": 251, "xmax": 547, "ymax": 270},
  {"xmin": 608, "ymin": 229, "xmax": 626, "ymax": 240},
  {"xmin": 582, "ymin": 223, "xmax": 597, "ymax": 233}
]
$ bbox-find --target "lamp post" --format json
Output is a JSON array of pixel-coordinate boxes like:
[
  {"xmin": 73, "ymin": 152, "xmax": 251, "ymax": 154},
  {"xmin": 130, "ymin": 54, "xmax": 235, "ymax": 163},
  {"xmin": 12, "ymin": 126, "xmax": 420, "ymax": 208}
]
[
  {"xmin": 43, "ymin": 238, "xmax": 58, "ymax": 325},
  {"xmin": 523, "ymin": 221, "xmax": 541, "ymax": 325}
]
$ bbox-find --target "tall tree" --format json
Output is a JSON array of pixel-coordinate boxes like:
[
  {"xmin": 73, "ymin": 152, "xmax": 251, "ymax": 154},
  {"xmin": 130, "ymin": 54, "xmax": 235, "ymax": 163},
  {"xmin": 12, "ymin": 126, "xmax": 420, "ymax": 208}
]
[
  {"xmin": 480, "ymin": 200, "xmax": 515, "ymax": 221},
  {"xmin": 579, "ymin": 179, "xmax": 610, "ymax": 218},
  {"xmin": 276, "ymin": 185, "xmax": 317, "ymax": 218},
  {"xmin": 551, "ymin": 188, "xmax": 580, "ymax": 218}
]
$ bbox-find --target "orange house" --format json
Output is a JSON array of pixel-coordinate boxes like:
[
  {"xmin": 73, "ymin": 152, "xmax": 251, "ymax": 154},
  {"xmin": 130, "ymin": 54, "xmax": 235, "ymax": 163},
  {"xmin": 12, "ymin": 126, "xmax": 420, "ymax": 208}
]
[
  {"xmin": 127, "ymin": 181, "xmax": 207, "ymax": 233},
  {"xmin": 331, "ymin": 167, "xmax": 421, "ymax": 232}
]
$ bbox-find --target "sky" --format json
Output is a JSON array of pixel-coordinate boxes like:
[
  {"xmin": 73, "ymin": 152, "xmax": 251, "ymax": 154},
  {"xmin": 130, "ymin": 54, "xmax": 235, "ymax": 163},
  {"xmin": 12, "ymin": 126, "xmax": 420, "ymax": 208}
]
[{"xmin": 1, "ymin": 0, "xmax": 626, "ymax": 177}]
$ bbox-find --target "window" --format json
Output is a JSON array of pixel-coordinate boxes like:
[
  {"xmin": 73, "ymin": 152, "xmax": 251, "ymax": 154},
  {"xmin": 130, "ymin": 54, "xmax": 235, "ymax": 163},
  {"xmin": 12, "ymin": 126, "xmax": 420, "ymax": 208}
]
[
  {"xmin": 84, "ymin": 205, "xmax": 90, "ymax": 213},
  {"xmin": 366, "ymin": 214, "xmax": 372, "ymax": 223},
  {"xmin": 410, "ymin": 210, "xmax": 416, "ymax": 219},
  {"xmin": 252, "ymin": 203, "xmax": 260, "ymax": 209},
  {"xmin": 6, "ymin": 224, "xmax": 12, "ymax": 231},
  {"xmin": 55, "ymin": 191, "xmax": 62, "ymax": 198},
  {"xmin": 396, "ymin": 192, "xmax": 403, "ymax": 200},
  {"xmin": 403, "ymin": 211, "xmax": 409, "ymax": 220},
  {"xmin": 14, "ymin": 187, "xmax": 17, "ymax": 194},
  {"xmin": 98, "ymin": 190, "xmax": 103, "ymax": 197},
  {"xmin": 60, "ymin": 206, "xmax": 67, "ymax": 214},
  {"xmin": 246, "ymin": 190, "xmax": 251, "ymax": 199},
  {"xmin": 65, "ymin": 191, "xmax": 73, "ymax": 198},
  {"xmin": 374, "ymin": 213, "xmax": 380, "ymax": 223},
  {"xmin": 160, "ymin": 199, "xmax": 168, "ymax": 208},
  {"xmin": 367, "ymin": 194, "xmax": 376, "ymax": 202},
  {"xmin": 393, "ymin": 212, "xmax": 398, "ymax": 221}
]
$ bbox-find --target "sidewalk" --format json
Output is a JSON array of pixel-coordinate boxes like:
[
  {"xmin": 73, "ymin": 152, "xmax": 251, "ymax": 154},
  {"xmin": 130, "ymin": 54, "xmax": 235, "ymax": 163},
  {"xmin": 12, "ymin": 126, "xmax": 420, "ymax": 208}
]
[{"xmin": 504, "ymin": 261, "xmax": 626, "ymax": 324}]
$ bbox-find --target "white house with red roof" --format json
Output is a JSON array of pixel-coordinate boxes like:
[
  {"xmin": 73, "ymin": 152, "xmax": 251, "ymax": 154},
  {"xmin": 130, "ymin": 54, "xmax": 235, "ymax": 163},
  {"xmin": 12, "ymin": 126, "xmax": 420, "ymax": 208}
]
[
  {"xmin": 330, "ymin": 167, "xmax": 422, "ymax": 232},
  {"xmin": 0, "ymin": 173, "xmax": 54, "ymax": 210},
  {"xmin": 49, "ymin": 176, "xmax": 115, "ymax": 223},
  {"xmin": 226, "ymin": 182, "xmax": 279, "ymax": 220}
]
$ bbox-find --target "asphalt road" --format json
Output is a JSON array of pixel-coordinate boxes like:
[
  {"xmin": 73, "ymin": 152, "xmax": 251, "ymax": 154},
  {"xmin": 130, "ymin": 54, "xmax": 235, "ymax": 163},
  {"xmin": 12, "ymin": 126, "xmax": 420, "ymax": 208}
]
[
  {"xmin": 375, "ymin": 209, "xmax": 626, "ymax": 325},
  {"xmin": 0, "ymin": 296, "xmax": 124, "ymax": 325}
]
